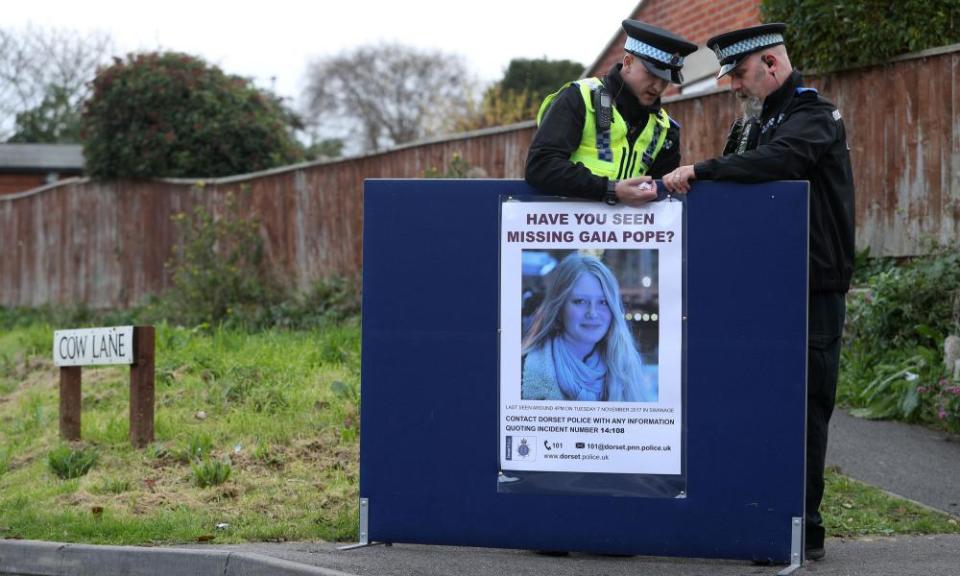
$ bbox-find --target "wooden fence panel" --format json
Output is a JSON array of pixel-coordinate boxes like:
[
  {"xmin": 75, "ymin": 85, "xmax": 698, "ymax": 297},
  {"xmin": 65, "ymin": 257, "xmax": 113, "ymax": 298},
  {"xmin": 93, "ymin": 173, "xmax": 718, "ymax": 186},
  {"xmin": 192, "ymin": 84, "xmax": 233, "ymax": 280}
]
[{"xmin": 1, "ymin": 47, "xmax": 958, "ymax": 308}]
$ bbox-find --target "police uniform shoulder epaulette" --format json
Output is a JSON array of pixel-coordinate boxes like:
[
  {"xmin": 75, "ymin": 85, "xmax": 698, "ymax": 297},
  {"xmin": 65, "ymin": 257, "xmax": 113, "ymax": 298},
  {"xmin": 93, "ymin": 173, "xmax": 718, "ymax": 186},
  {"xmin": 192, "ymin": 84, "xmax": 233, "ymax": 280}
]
[{"xmin": 796, "ymin": 86, "xmax": 818, "ymax": 96}]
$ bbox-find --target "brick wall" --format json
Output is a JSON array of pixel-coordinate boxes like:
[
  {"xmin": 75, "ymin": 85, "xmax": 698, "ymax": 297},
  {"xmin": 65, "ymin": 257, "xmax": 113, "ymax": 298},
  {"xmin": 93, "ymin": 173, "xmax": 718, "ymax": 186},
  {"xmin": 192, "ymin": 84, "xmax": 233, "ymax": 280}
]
[
  {"xmin": 588, "ymin": 0, "xmax": 762, "ymax": 92},
  {"xmin": 0, "ymin": 174, "xmax": 46, "ymax": 196}
]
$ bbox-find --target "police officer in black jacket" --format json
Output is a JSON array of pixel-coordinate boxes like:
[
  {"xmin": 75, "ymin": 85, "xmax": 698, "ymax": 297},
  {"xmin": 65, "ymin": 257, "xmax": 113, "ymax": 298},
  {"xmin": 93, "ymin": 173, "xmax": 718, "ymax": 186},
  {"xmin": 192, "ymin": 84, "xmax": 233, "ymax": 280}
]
[
  {"xmin": 663, "ymin": 23, "xmax": 855, "ymax": 562},
  {"xmin": 525, "ymin": 20, "xmax": 696, "ymax": 207}
]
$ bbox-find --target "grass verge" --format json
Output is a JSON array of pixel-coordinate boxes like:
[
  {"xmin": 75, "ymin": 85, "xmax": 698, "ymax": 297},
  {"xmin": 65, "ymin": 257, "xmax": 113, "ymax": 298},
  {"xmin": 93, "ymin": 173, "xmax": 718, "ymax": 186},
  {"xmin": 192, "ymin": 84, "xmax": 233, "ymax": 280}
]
[
  {"xmin": 2, "ymin": 319, "xmax": 959, "ymax": 545},
  {"xmin": 822, "ymin": 467, "xmax": 960, "ymax": 537},
  {"xmin": 0, "ymin": 321, "xmax": 360, "ymax": 544}
]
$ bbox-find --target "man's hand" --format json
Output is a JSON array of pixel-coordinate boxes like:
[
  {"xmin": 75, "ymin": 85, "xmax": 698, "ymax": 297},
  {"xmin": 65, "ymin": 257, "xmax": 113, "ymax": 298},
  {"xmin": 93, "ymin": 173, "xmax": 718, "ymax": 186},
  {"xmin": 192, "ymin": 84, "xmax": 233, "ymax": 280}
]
[
  {"xmin": 662, "ymin": 165, "xmax": 697, "ymax": 194},
  {"xmin": 616, "ymin": 176, "xmax": 659, "ymax": 206}
]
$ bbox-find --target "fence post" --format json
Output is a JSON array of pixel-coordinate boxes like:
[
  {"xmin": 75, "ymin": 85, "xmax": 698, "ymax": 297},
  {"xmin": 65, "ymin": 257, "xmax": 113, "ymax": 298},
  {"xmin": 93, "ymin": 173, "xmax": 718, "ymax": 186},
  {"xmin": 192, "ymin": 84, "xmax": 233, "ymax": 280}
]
[
  {"xmin": 59, "ymin": 366, "xmax": 82, "ymax": 441},
  {"xmin": 129, "ymin": 326, "xmax": 156, "ymax": 448}
]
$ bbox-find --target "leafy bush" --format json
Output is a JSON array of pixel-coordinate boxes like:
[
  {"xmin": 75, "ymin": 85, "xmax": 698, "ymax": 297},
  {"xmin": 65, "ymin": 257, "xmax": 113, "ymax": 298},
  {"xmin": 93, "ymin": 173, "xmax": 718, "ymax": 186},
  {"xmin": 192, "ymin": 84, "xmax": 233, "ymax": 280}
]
[
  {"xmin": 846, "ymin": 246, "xmax": 960, "ymax": 352},
  {"xmin": 192, "ymin": 457, "xmax": 232, "ymax": 488},
  {"xmin": 918, "ymin": 377, "xmax": 960, "ymax": 432},
  {"xmin": 263, "ymin": 277, "xmax": 361, "ymax": 329},
  {"xmin": 82, "ymin": 51, "xmax": 303, "ymax": 179},
  {"xmin": 48, "ymin": 445, "xmax": 98, "ymax": 479},
  {"xmin": 850, "ymin": 247, "xmax": 897, "ymax": 288},
  {"xmin": 455, "ymin": 57, "xmax": 584, "ymax": 131},
  {"xmin": 762, "ymin": 0, "xmax": 960, "ymax": 72},
  {"xmin": 841, "ymin": 245, "xmax": 960, "ymax": 430},
  {"xmin": 846, "ymin": 349, "xmax": 934, "ymax": 421},
  {"xmin": 160, "ymin": 193, "xmax": 281, "ymax": 328}
]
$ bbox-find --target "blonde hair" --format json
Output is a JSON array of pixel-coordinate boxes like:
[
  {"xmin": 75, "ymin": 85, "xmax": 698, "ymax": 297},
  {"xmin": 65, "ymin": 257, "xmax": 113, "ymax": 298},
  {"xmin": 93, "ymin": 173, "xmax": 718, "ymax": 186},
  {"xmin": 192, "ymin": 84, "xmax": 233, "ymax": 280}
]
[{"xmin": 522, "ymin": 253, "xmax": 652, "ymax": 401}]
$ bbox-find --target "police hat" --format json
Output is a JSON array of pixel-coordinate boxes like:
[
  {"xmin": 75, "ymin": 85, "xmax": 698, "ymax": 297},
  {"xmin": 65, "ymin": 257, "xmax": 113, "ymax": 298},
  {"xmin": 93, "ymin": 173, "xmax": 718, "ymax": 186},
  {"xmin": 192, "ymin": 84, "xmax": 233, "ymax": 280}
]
[
  {"xmin": 707, "ymin": 23, "xmax": 787, "ymax": 78},
  {"xmin": 622, "ymin": 20, "xmax": 697, "ymax": 84}
]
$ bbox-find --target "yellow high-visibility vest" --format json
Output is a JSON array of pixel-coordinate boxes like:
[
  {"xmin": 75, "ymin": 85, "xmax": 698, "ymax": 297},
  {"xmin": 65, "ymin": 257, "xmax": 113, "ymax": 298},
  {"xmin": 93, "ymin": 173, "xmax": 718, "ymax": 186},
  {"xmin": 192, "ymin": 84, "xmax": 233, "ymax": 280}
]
[{"xmin": 537, "ymin": 77, "xmax": 671, "ymax": 179}]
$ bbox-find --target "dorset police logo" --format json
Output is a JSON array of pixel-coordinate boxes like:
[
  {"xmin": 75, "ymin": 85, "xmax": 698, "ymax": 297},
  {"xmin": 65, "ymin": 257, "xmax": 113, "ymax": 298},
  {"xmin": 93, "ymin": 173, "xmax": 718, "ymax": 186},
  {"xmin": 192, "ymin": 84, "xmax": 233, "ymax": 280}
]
[{"xmin": 518, "ymin": 438, "xmax": 530, "ymax": 457}]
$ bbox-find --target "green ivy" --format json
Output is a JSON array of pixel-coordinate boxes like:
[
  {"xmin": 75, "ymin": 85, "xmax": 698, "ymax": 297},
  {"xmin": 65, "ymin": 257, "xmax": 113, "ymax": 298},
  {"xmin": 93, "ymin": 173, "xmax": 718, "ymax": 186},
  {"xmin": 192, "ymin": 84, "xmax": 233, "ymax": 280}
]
[{"xmin": 762, "ymin": 0, "xmax": 960, "ymax": 71}]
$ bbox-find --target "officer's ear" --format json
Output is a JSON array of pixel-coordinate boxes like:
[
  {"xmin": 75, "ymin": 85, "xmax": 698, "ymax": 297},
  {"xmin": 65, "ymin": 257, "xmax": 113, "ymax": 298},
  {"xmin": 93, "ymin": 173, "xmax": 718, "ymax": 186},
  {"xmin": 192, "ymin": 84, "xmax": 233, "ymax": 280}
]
[{"xmin": 623, "ymin": 52, "xmax": 634, "ymax": 72}]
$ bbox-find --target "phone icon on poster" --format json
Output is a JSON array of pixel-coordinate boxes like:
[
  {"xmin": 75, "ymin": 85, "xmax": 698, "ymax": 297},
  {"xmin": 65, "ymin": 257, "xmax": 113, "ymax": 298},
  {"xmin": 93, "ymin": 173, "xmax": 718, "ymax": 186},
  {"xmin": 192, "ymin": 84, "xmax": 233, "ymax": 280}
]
[{"xmin": 543, "ymin": 440, "xmax": 551, "ymax": 451}]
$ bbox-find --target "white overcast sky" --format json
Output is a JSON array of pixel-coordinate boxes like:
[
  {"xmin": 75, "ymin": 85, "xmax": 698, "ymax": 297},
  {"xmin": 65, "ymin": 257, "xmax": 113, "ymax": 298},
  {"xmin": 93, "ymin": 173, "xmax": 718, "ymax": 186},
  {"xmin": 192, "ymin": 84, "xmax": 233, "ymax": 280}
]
[{"xmin": 7, "ymin": 0, "xmax": 636, "ymax": 106}]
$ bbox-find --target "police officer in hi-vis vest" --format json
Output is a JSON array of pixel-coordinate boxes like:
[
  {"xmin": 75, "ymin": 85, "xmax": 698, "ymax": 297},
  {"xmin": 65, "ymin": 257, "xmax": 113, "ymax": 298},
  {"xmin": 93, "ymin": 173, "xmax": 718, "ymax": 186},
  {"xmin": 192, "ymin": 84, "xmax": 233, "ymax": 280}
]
[{"xmin": 525, "ymin": 20, "xmax": 697, "ymax": 207}]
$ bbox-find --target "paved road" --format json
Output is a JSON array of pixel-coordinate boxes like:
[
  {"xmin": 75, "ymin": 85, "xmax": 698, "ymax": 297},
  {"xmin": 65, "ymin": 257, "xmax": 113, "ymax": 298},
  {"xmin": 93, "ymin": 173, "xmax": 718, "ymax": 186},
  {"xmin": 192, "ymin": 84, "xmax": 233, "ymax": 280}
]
[
  {"xmin": 5, "ymin": 535, "xmax": 960, "ymax": 576},
  {"xmin": 226, "ymin": 536, "xmax": 960, "ymax": 576}
]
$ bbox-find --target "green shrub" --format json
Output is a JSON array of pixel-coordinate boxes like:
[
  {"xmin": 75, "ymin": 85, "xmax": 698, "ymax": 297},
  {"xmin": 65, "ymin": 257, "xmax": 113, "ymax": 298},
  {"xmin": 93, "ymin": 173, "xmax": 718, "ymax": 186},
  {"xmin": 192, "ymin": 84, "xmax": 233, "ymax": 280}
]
[
  {"xmin": 263, "ymin": 278, "xmax": 361, "ymax": 330},
  {"xmin": 846, "ymin": 349, "xmax": 935, "ymax": 421},
  {"xmin": 841, "ymin": 245, "xmax": 960, "ymax": 429},
  {"xmin": 0, "ymin": 305, "xmax": 140, "ymax": 332},
  {"xmin": 192, "ymin": 457, "xmax": 232, "ymax": 488},
  {"xmin": 160, "ymin": 194, "xmax": 281, "ymax": 328},
  {"xmin": 918, "ymin": 376, "xmax": 960, "ymax": 433},
  {"xmin": 762, "ymin": 0, "xmax": 960, "ymax": 71},
  {"xmin": 48, "ymin": 445, "xmax": 98, "ymax": 479},
  {"xmin": 846, "ymin": 246, "xmax": 960, "ymax": 352},
  {"xmin": 850, "ymin": 248, "xmax": 897, "ymax": 288},
  {"xmin": 0, "ymin": 258, "xmax": 359, "ymax": 335},
  {"xmin": 82, "ymin": 51, "xmax": 303, "ymax": 179}
]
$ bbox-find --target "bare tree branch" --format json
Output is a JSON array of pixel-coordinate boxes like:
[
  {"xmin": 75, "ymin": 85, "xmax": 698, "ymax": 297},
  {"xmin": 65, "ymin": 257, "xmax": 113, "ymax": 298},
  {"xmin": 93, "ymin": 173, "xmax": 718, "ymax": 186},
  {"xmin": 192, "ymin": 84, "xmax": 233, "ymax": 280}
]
[
  {"xmin": 302, "ymin": 42, "xmax": 476, "ymax": 154},
  {"xmin": 0, "ymin": 25, "xmax": 114, "ymax": 141}
]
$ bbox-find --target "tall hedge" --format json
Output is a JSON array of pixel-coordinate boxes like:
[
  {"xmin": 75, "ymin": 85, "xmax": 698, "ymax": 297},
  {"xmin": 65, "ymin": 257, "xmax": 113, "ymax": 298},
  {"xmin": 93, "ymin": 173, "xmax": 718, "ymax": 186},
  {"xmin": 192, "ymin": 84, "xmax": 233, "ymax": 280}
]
[
  {"xmin": 762, "ymin": 0, "xmax": 960, "ymax": 71},
  {"xmin": 82, "ymin": 52, "xmax": 303, "ymax": 179}
]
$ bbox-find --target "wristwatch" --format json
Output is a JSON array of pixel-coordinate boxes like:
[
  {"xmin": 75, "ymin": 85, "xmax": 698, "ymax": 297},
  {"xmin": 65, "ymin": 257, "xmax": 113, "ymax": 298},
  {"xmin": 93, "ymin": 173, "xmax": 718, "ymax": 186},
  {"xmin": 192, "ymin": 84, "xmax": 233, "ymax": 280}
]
[{"xmin": 604, "ymin": 180, "xmax": 619, "ymax": 205}]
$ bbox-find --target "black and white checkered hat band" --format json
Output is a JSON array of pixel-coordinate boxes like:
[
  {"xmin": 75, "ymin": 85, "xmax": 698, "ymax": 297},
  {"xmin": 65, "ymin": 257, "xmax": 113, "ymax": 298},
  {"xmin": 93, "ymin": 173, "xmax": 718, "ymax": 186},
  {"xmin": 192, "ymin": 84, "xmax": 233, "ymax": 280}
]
[
  {"xmin": 714, "ymin": 33, "xmax": 784, "ymax": 61},
  {"xmin": 625, "ymin": 36, "xmax": 681, "ymax": 66}
]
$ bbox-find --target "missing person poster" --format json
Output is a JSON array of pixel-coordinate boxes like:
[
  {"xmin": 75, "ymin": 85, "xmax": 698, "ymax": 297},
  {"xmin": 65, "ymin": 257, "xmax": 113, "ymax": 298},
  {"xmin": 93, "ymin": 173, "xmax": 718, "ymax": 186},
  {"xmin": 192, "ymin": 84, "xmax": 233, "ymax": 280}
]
[{"xmin": 499, "ymin": 199, "xmax": 683, "ymax": 476}]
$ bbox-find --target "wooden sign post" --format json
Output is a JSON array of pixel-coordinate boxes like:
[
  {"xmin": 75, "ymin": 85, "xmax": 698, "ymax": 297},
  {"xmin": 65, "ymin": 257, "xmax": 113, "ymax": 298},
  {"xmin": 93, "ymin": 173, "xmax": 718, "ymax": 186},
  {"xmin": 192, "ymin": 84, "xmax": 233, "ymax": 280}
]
[{"xmin": 52, "ymin": 326, "xmax": 156, "ymax": 448}]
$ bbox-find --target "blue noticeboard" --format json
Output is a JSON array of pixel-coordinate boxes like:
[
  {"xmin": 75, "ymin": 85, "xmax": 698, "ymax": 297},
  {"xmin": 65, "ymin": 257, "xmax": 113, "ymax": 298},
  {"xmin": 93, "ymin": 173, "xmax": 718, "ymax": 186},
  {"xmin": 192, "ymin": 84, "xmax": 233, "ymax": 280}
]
[{"xmin": 359, "ymin": 179, "xmax": 808, "ymax": 563}]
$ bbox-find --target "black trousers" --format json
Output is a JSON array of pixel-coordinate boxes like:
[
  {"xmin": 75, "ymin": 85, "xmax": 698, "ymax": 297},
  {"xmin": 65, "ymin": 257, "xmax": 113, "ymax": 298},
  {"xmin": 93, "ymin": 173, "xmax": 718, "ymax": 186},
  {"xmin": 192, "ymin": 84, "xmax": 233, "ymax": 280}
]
[{"xmin": 805, "ymin": 291, "xmax": 846, "ymax": 548}]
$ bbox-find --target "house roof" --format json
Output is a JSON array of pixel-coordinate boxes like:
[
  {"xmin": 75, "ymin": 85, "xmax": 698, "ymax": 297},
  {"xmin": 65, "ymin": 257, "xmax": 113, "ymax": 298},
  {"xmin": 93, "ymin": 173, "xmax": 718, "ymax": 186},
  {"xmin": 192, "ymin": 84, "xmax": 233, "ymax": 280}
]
[{"xmin": 0, "ymin": 144, "xmax": 85, "ymax": 172}]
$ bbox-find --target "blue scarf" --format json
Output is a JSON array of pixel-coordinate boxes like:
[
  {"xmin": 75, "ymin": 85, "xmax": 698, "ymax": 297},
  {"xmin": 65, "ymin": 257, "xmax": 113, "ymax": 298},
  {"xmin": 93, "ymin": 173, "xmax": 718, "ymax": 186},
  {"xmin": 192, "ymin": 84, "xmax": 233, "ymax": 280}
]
[{"xmin": 551, "ymin": 336, "xmax": 607, "ymax": 401}]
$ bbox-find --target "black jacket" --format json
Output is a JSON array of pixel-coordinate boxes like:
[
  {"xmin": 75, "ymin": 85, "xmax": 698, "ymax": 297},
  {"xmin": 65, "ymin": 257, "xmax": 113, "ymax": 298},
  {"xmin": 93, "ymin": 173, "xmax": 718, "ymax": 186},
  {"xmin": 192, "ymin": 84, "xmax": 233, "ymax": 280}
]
[
  {"xmin": 694, "ymin": 71, "xmax": 855, "ymax": 293},
  {"xmin": 525, "ymin": 63, "xmax": 681, "ymax": 201}
]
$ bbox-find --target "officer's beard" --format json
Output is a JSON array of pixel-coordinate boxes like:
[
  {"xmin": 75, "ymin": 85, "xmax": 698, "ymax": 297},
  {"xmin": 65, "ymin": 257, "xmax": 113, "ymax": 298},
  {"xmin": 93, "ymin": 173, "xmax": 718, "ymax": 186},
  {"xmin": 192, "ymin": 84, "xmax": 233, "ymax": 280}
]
[
  {"xmin": 740, "ymin": 95, "xmax": 763, "ymax": 119},
  {"xmin": 733, "ymin": 94, "xmax": 764, "ymax": 154}
]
